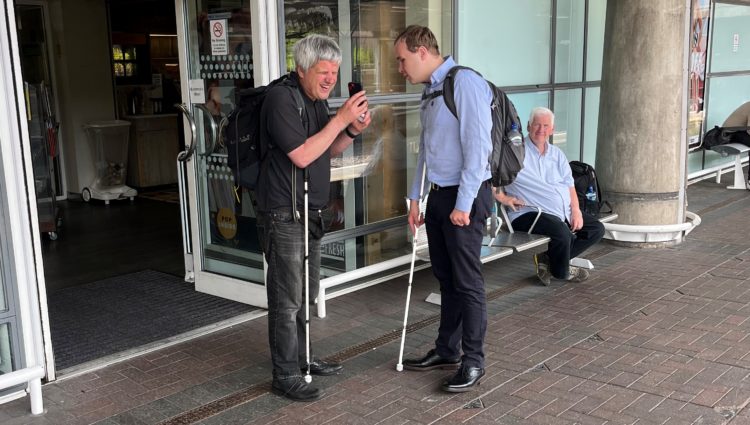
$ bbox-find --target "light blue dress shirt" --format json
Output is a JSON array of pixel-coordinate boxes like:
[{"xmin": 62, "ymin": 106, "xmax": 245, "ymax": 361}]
[
  {"xmin": 504, "ymin": 137, "xmax": 575, "ymax": 223},
  {"xmin": 409, "ymin": 56, "xmax": 493, "ymax": 213}
]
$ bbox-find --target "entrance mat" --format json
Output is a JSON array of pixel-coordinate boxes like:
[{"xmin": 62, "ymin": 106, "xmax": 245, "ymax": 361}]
[
  {"xmin": 48, "ymin": 270, "xmax": 257, "ymax": 370},
  {"xmin": 137, "ymin": 188, "xmax": 180, "ymax": 204}
]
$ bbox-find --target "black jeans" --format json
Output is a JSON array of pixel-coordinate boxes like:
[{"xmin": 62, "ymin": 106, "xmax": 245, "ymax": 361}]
[
  {"xmin": 424, "ymin": 183, "xmax": 492, "ymax": 368},
  {"xmin": 257, "ymin": 209, "xmax": 324, "ymax": 379},
  {"xmin": 512, "ymin": 211, "xmax": 605, "ymax": 279}
]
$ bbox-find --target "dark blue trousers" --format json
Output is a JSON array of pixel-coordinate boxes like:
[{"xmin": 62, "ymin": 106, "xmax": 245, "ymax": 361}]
[
  {"xmin": 512, "ymin": 211, "xmax": 604, "ymax": 279},
  {"xmin": 424, "ymin": 183, "xmax": 492, "ymax": 368}
]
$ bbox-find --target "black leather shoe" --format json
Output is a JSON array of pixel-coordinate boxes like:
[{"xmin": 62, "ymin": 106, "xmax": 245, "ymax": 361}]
[
  {"xmin": 301, "ymin": 358, "xmax": 343, "ymax": 376},
  {"xmin": 403, "ymin": 349, "xmax": 461, "ymax": 371},
  {"xmin": 271, "ymin": 376, "xmax": 322, "ymax": 402},
  {"xmin": 441, "ymin": 365, "xmax": 485, "ymax": 392}
]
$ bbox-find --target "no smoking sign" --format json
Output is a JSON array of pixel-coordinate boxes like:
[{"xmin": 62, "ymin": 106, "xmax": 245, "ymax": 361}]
[{"xmin": 210, "ymin": 19, "xmax": 228, "ymax": 56}]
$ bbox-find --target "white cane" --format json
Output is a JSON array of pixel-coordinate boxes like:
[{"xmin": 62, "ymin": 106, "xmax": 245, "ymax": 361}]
[
  {"xmin": 396, "ymin": 165, "xmax": 427, "ymax": 372},
  {"xmin": 303, "ymin": 169, "xmax": 312, "ymax": 384}
]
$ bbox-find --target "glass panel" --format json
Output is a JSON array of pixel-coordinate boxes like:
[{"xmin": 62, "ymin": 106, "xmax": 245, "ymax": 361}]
[
  {"xmin": 710, "ymin": 3, "xmax": 750, "ymax": 73},
  {"xmin": 582, "ymin": 86, "xmax": 600, "ymax": 164},
  {"xmin": 112, "ymin": 45, "xmax": 123, "ymax": 60},
  {"xmin": 552, "ymin": 89, "xmax": 582, "ymax": 160},
  {"xmin": 114, "ymin": 62, "xmax": 124, "ymax": 77},
  {"xmin": 457, "ymin": 0, "xmax": 551, "ymax": 86},
  {"xmin": 125, "ymin": 62, "xmax": 136, "ymax": 77},
  {"xmin": 555, "ymin": 0, "xmax": 585, "ymax": 83},
  {"xmin": 688, "ymin": 74, "xmax": 750, "ymax": 173},
  {"xmin": 688, "ymin": 0, "xmax": 710, "ymax": 148},
  {"xmin": 507, "ymin": 91, "xmax": 551, "ymax": 133},
  {"xmin": 318, "ymin": 99, "xmax": 420, "ymax": 275},
  {"xmin": 0, "ymin": 257, "xmax": 5, "ymax": 313},
  {"xmin": 0, "ymin": 324, "xmax": 12, "ymax": 374},
  {"xmin": 283, "ymin": 0, "xmax": 453, "ymax": 96},
  {"xmin": 124, "ymin": 46, "xmax": 136, "ymax": 60},
  {"xmin": 586, "ymin": 0, "xmax": 607, "ymax": 81},
  {"xmin": 183, "ymin": 1, "xmax": 259, "ymax": 281},
  {"xmin": 706, "ymin": 74, "xmax": 750, "ymax": 129}
]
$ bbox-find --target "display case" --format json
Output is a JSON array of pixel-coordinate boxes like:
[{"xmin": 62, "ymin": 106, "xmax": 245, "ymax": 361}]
[{"xmin": 25, "ymin": 82, "xmax": 60, "ymax": 240}]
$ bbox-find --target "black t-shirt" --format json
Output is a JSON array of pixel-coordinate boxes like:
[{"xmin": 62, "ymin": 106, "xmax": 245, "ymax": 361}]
[{"xmin": 256, "ymin": 73, "xmax": 332, "ymax": 212}]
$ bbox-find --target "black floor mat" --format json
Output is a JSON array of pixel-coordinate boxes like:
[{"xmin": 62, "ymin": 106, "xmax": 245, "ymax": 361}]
[{"xmin": 48, "ymin": 270, "xmax": 258, "ymax": 370}]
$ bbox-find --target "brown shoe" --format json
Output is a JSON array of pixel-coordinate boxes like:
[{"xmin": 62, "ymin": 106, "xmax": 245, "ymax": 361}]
[{"xmin": 566, "ymin": 266, "xmax": 590, "ymax": 282}]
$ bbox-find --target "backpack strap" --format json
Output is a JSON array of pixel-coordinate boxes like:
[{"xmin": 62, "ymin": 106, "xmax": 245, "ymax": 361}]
[{"xmin": 441, "ymin": 65, "xmax": 478, "ymax": 119}]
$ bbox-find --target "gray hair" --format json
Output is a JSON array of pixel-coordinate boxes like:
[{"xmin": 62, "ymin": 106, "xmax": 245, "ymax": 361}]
[
  {"xmin": 528, "ymin": 107, "xmax": 555, "ymax": 126},
  {"xmin": 293, "ymin": 34, "xmax": 342, "ymax": 72}
]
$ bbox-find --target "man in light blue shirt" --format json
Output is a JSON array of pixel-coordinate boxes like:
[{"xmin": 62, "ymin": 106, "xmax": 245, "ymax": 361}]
[
  {"xmin": 495, "ymin": 107, "xmax": 604, "ymax": 285},
  {"xmin": 394, "ymin": 25, "xmax": 493, "ymax": 393}
]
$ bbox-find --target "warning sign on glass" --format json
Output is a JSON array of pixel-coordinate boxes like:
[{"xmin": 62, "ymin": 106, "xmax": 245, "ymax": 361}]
[{"xmin": 210, "ymin": 19, "xmax": 228, "ymax": 56}]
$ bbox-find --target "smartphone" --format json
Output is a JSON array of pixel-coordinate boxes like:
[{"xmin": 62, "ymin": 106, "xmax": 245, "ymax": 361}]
[
  {"xmin": 347, "ymin": 81, "xmax": 366, "ymax": 108},
  {"xmin": 347, "ymin": 82, "xmax": 363, "ymax": 97}
]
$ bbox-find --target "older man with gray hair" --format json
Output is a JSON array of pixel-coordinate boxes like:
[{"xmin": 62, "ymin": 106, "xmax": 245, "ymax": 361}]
[
  {"xmin": 256, "ymin": 34, "xmax": 371, "ymax": 401},
  {"xmin": 494, "ymin": 107, "xmax": 604, "ymax": 285}
]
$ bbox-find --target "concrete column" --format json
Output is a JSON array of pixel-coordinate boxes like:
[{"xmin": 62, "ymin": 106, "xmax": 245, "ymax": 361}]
[{"xmin": 596, "ymin": 0, "xmax": 689, "ymax": 244}]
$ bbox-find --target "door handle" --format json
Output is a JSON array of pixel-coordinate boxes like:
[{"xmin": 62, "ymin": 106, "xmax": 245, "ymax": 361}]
[
  {"xmin": 175, "ymin": 103, "xmax": 197, "ymax": 162},
  {"xmin": 194, "ymin": 104, "xmax": 218, "ymax": 156}
]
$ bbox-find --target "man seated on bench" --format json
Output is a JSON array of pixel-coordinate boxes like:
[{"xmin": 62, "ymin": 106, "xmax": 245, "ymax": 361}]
[
  {"xmin": 493, "ymin": 107, "xmax": 605, "ymax": 285},
  {"xmin": 722, "ymin": 101, "xmax": 750, "ymax": 187}
]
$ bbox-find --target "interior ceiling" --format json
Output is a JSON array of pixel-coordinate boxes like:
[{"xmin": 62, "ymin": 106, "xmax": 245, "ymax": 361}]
[{"xmin": 108, "ymin": 0, "xmax": 176, "ymax": 34}]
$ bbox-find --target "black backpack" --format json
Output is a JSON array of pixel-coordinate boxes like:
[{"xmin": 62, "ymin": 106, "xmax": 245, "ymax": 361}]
[
  {"xmin": 425, "ymin": 66, "xmax": 525, "ymax": 187},
  {"xmin": 569, "ymin": 160, "xmax": 610, "ymax": 215},
  {"xmin": 224, "ymin": 74, "xmax": 305, "ymax": 190},
  {"xmin": 702, "ymin": 125, "xmax": 750, "ymax": 150}
]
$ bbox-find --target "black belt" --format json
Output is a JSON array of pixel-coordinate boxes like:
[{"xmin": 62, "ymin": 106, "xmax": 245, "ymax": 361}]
[{"xmin": 429, "ymin": 180, "xmax": 490, "ymax": 192}]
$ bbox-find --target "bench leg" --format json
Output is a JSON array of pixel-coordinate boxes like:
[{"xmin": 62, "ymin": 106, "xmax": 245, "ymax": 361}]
[
  {"xmin": 727, "ymin": 154, "xmax": 747, "ymax": 190},
  {"xmin": 317, "ymin": 288, "xmax": 326, "ymax": 318},
  {"xmin": 570, "ymin": 257, "xmax": 594, "ymax": 269}
]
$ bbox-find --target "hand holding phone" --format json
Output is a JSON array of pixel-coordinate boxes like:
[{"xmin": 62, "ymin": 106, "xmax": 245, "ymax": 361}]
[{"xmin": 347, "ymin": 81, "xmax": 367, "ymax": 121}]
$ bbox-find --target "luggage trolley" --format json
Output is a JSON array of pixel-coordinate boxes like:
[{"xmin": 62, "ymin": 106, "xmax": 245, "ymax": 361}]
[{"xmin": 81, "ymin": 120, "xmax": 137, "ymax": 204}]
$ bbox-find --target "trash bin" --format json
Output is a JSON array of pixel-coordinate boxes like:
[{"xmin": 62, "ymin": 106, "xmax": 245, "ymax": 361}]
[{"xmin": 82, "ymin": 120, "xmax": 137, "ymax": 204}]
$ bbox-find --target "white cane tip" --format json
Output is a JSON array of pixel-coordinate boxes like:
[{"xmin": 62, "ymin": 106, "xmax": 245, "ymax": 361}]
[
  {"xmin": 396, "ymin": 364, "xmax": 403, "ymax": 372},
  {"xmin": 304, "ymin": 374, "xmax": 312, "ymax": 383}
]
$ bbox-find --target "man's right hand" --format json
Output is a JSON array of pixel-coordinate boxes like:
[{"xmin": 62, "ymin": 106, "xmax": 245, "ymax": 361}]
[
  {"xmin": 336, "ymin": 91, "xmax": 369, "ymax": 126},
  {"xmin": 408, "ymin": 199, "xmax": 424, "ymax": 236},
  {"xmin": 493, "ymin": 191, "xmax": 524, "ymax": 211}
]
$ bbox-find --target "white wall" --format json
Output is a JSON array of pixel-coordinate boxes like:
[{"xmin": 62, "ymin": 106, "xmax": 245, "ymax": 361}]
[{"xmin": 48, "ymin": 0, "xmax": 115, "ymax": 193}]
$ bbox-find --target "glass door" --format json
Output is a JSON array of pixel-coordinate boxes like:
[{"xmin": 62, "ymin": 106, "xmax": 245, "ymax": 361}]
[{"xmin": 175, "ymin": 0, "xmax": 271, "ymax": 305}]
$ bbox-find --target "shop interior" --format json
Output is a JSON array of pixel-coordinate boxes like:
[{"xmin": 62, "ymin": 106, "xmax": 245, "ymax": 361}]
[{"xmin": 16, "ymin": 0, "xmax": 254, "ymax": 375}]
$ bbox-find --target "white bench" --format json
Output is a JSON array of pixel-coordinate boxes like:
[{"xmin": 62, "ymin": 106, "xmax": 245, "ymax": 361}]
[{"xmin": 710, "ymin": 143, "xmax": 750, "ymax": 190}]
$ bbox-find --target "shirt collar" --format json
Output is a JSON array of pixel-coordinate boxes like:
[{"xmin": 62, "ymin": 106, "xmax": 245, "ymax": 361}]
[
  {"xmin": 428, "ymin": 56, "xmax": 457, "ymax": 88},
  {"xmin": 526, "ymin": 136, "xmax": 550, "ymax": 157}
]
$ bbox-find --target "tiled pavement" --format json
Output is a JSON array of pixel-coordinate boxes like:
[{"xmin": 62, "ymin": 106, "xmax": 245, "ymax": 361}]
[{"xmin": 2, "ymin": 176, "xmax": 750, "ymax": 424}]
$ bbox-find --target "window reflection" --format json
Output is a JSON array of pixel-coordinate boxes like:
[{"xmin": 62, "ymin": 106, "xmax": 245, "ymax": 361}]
[
  {"xmin": 279, "ymin": 1, "xmax": 452, "ymax": 272},
  {"xmin": 283, "ymin": 0, "xmax": 452, "ymax": 96}
]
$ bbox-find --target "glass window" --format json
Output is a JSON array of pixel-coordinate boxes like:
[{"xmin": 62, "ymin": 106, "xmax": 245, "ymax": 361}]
[
  {"xmin": 0, "ymin": 323, "xmax": 12, "ymax": 374},
  {"xmin": 508, "ymin": 91, "xmax": 551, "ymax": 131},
  {"xmin": 283, "ymin": 0, "xmax": 453, "ymax": 96},
  {"xmin": 586, "ymin": 0, "xmax": 607, "ymax": 81},
  {"xmin": 688, "ymin": 73, "xmax": 750, "ymax": 174},
  {"xmin": 710, "ymin": 3, "xmax": 750, "ymax": 73},
  {"xmin": 457, "ymin": 0, "xmax": 551, "ymax": 86},
  {"xmin": 582, "ymin": 87, "xmax": 600, "ymax": 164},
  {"xmin": 555, "ymin": 0, "xmax": 585, "ymax": 83},
  {"xmin": 705, "ymin": 74, "xmax": 750, "ymax": 129},
  {"xmin": 552, "ymin": 89, "xmax": 582, "ymax": 160}
]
